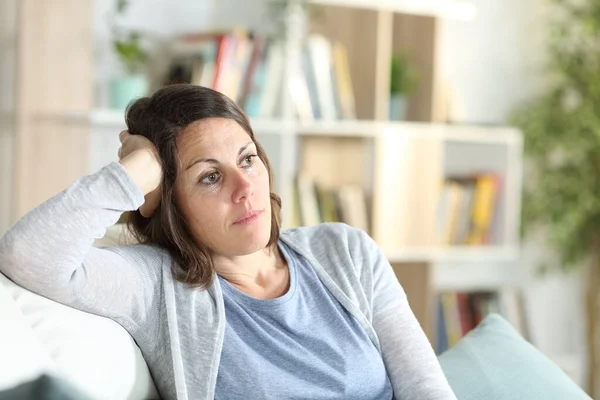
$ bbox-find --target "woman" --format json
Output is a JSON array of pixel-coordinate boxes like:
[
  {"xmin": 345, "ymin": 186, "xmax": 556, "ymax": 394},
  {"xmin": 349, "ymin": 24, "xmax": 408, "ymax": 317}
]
[{"xmin": 0, "ymin": 85, "xmax": 456, "ymax": 400}]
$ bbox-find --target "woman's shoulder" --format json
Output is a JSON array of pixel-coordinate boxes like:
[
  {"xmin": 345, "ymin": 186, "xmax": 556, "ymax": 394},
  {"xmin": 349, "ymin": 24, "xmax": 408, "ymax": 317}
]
[
  {"xmin": 281, "ymin": 222, "xmax": 362, "ymax": 245},
  {"xmin": 281, "ymin": 224, "xmax": 383, "ymax": 299},
  {"xmin": 280, "ymin": 222, "xmax": 375, "ymax": 263}
]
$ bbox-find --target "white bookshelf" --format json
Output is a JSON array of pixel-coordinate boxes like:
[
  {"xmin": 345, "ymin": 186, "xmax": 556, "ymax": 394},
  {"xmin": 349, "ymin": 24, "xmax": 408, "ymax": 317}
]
[
  {"xmin": 7, "ymin": 0, "xmax": 529, "ymax": 354},
  {"xmin": 54, "ymin": 0, "xmax": 522, "ymax": 341}
]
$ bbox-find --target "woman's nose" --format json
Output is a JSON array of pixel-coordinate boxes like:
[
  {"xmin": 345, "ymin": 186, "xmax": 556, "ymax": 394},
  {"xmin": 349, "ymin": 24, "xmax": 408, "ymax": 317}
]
[{"xmin": 231, "ymin": 170, "xmax": 253, "ymax": 203}]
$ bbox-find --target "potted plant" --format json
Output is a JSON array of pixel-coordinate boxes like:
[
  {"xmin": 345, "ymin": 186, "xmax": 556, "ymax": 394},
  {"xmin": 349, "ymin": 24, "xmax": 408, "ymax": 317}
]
[
  {"xmin": 510, "ymin": 1, "xmax": 600, "ymax": 396},
  {"xmin": 389, "ymin": 52, "xmax": 418, "ymax": 121},
  {"xmin": 109, "ymin": 0, "xmax": 149, "ymax": 110}
]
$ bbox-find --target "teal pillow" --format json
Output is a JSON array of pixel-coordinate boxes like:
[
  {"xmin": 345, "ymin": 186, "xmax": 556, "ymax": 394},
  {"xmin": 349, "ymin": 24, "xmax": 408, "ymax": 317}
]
[{"xmin": 438, "ymin": 313, "xmax": 591, "ymax": 400}]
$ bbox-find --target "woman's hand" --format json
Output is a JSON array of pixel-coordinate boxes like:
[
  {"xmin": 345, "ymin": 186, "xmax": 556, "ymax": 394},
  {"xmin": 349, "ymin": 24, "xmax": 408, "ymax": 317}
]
[{"xmin": 117, "ymin": 130, "xmax": 163, "ymax": 218}]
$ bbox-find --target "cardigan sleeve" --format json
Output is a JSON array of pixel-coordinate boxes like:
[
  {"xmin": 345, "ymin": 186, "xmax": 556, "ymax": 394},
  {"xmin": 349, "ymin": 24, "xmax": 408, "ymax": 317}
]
[
  {"xmin": 0, "ymin": 162, "xmax": 163, "ymax": 329},
  {"xmin": 355, "ymin": 229, "xmax": 457, "ymax": 400}
]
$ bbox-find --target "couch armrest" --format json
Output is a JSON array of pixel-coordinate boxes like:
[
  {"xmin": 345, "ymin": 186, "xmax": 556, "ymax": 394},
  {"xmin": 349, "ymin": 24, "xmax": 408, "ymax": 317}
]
[
  {"xmin": 0, "ymin": 272, "xmax": 159, "ymax": 400},
  {"xmin": 0, "ymin": 276, "xmax": 55, "ymax": 391}
]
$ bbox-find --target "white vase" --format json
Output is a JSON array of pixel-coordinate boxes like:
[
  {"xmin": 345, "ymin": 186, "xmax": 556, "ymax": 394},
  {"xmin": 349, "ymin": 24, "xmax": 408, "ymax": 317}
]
[
  {"xmin": 389, "ymin": 94, "xmax": 408, "ymax": 121},
  {"xmin": 109, "ymin": 74, "xmax": 149, "ymax": 111}
]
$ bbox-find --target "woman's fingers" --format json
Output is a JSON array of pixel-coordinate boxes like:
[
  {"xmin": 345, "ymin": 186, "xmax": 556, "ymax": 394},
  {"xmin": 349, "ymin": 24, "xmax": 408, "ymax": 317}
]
[
  {"xmin": 118, "ymin": 131, "xmax": 126, "ymax": 159},
  {"xmin": 117, "ymin": 130, "xmax": 134, "ymax": 160},
  {"xmin": 139, "ymin": 186, "xmax": 161, "ymax": 218},
  {"xmin": 116, "ymin": 129, "xmax": 163, "ymax": 218}
]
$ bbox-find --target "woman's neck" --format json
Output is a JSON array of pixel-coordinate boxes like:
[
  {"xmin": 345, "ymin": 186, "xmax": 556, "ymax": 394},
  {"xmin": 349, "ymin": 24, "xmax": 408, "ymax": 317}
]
[{"xmin": 214, "ymin": 245, "xmax": 290, "ymax": 300}]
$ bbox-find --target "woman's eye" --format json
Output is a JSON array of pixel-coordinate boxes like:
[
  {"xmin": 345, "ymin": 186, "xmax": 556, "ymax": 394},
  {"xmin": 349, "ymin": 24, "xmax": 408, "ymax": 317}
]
[
  {"xmin": 243, "ymin": 155, "xmax": 257, "ymax": 166},
  {"xmin": 201, "ymin": 172, "xmax": 220, "ymax": 185}
]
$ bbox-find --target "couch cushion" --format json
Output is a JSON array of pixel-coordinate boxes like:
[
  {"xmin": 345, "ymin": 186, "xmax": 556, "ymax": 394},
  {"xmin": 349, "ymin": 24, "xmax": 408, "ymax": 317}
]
[
  {"xmin": 1, "ymin": 264, "xmax": 159, "ymax": 399},
  {"xmin": 438, "ymin": 313, "xmax": 591, "ymax": 400},
  {"xmin": 0, "ymin": 276, "xmax": 55, "ymax": 391}
]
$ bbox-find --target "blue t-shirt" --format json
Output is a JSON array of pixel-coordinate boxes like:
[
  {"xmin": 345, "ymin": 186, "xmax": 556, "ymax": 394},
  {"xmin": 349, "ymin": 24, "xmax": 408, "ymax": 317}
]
[{"xmin": 215, "ymin": 241, "xmax": 393, "ymax": 399}]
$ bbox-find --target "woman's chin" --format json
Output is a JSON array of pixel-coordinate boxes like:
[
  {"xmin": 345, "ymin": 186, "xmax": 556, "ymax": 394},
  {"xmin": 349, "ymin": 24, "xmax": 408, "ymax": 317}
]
[{"xmin": 230, "ymin": 221, "xmax": 272, "ymax": 254}]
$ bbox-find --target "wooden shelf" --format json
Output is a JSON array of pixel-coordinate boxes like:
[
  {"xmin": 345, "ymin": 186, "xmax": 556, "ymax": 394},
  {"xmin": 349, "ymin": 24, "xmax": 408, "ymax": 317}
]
[
  {"xmin": 433, "ymin": 260, "xmax": 521, "ymax": 291},
  {"xmin": 249, "ymin": 119, "xmax": 297, "ymax": 135},
  {"xmin": 438, "ymin": 126, "xmax": 522, "ymax": 145},
  {"xmin": 59, "ymin": 110, "xmax": 520, "ymax": 145},
  {"xmin": 379, "ymin": 122, "xmax": 522, "ymax": 145},
  {"xmin": 385, "ymin": 245, "xmax": 519, "ymax": 264},
  {"xmin": 310, "ymin": 0, "xmax": 476, "ymax": 20},
  {"xmin": 297, "ymin": 120, "xmax": 381, "ymax": 137},
  {"xmin": 59, "ymin": 109, "xmax": 123, "ymax": 127}
]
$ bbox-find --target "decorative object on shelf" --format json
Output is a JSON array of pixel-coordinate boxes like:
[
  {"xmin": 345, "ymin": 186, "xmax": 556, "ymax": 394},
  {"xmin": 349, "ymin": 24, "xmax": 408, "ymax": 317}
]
[
  {"xmin": 389, "ymin": 52, "xmax": 418, "ymax": 121},
  {"xmin": 108, "ymin": 0, "xmax": 149, "ymax": 110},
  {"xmin": 266, "ymin": 0, "xmax": 323, "ymax": 42},
  {"xmin": 510, "ymin": 1, "xmax": 600, "ymax": 395}
]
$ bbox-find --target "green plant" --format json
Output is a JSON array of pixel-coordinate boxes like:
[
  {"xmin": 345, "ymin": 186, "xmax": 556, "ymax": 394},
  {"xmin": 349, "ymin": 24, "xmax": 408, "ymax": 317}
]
[
  {"xmin": 111, "ymin": 0, "xmax": 148, "ymax": 75},
  {"xmin": 390, "ymin": 52, "xmax": 418, "ymax": 95},
  {"xmin": 510, "ymin": 1, "xmax": 600, "ymax": 272},
  {"xmin": 509, "ymin": 1, "xmax": 600, "ymax": 395}
]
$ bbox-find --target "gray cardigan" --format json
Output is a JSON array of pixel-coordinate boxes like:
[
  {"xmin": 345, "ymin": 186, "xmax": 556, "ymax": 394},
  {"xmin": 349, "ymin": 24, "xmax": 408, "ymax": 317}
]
[{"xmin": 0, "ymin": 162, "xmax": 456, "ymax": 400}]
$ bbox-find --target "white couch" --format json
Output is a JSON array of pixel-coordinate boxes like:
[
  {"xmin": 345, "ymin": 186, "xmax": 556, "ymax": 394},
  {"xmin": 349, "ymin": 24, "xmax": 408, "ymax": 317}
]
[{"xmin": 0, "ymin": 225, "xmax": 159, "ymax": 400}]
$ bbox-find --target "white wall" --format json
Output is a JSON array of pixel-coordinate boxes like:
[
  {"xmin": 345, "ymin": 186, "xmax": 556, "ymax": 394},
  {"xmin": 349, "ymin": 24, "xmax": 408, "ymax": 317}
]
[
  {"xmin": 440, "ymin": 0, "xmax": 588, "ymax": 387},
  {"xmin": 439, "ymin": 0, "xmax": 548, "ymax": 124}
]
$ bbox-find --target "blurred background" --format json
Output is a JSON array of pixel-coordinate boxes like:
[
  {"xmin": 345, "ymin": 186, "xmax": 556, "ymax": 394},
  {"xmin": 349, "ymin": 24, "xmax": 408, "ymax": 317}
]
[{"xmin": 1, "ymin": 0, "xmax": 598, "ymax": 396}]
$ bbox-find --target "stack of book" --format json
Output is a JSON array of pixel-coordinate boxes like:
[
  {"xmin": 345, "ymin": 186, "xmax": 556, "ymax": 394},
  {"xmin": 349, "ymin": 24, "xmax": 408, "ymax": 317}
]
[
  {"xmin": 436, "ymin": 288, "xmax": 528, "ymax": 354},
  {"xmin": 163, "ymin": 29, "xmax": 357, "ymax": 122},
  {"xmin": 293, "ymin": 173, "xmax": 369, "ymax": 232},
  {"xmin": 436, "ymin": 173, "xmax": 501, "ymax": 246}
]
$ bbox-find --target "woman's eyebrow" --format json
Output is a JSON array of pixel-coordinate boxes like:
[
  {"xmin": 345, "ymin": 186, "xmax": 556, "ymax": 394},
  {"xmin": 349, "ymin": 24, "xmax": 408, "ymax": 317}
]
[
  {"xmin": 237, "ymin": 141, "xmax": 254, "ymax": 157},
  {"xmin": 185, "ymin": 141, "xmax": 254, "ymax": 171}
]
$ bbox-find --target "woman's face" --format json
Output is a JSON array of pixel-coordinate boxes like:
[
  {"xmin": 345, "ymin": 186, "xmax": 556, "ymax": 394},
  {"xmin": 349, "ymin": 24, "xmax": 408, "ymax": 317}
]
[{"xmin": 174, "ymin": 117, "xmax": 272, "ymax": 257}]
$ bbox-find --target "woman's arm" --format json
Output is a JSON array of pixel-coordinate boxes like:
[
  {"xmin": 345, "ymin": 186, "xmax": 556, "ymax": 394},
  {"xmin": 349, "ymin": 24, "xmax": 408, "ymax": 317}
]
[
  {"xmin": 0, "ymin": 159, "xmax": 162, "ymax": 328},
  {"xmin": 357, "ymin": 230, "xmax": 457, "ymax": 400}
]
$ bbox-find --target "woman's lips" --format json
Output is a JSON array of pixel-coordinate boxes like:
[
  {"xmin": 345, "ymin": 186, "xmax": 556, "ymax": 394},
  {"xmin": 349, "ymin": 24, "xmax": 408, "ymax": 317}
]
[{"xmin": 234, "ymin": 210, "xmax": 263, "ymax": 225}]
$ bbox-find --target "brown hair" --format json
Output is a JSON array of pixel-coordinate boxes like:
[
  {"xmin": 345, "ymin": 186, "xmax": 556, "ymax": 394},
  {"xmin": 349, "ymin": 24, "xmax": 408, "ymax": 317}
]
[{"xmin": 123, "ymin": 84, "xmax": 282, "ymax": 289}]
